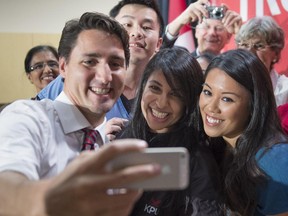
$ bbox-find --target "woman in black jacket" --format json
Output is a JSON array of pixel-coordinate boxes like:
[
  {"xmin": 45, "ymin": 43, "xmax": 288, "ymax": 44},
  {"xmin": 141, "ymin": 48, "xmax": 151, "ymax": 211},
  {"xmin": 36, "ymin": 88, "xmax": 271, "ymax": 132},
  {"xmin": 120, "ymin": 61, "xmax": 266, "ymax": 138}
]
[{"xmin": 118, "ymin": 47, "xmax": 224, "ymax": 216}]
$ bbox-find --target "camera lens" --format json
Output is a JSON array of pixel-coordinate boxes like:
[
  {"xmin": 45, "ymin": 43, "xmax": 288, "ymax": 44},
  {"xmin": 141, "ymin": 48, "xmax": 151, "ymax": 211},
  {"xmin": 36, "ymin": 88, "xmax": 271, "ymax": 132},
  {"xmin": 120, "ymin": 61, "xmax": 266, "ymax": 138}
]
[
  {"xmin": 214, "ymin": 11, "xmax": 221, "ymax": 17},
  {"xmin": 212, "ymin": 7, "xmax": 224, "ymax": 19}
]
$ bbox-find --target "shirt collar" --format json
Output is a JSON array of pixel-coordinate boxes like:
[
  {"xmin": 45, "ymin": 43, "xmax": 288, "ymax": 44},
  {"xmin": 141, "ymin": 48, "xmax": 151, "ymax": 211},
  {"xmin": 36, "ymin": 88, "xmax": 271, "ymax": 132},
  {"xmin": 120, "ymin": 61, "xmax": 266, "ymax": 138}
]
[
  {"xmin": 196, "ymin": 48, "xmax": 201, "ymax": 56},
  {"xmin": 270, "ymin": 69, "xmax": 278, "ymax": 90},
  {"xmin": 53, "ymin": 92, "xmax": 106, "ymax": 141}
]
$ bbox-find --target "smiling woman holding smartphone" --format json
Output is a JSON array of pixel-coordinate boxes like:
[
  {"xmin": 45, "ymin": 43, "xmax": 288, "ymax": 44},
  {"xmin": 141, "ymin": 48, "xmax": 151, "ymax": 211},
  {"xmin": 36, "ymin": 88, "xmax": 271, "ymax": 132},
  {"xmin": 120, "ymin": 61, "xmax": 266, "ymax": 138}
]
[{"xmin": 117, "ymin": 47, "xmax": 223, "ymax": 216}]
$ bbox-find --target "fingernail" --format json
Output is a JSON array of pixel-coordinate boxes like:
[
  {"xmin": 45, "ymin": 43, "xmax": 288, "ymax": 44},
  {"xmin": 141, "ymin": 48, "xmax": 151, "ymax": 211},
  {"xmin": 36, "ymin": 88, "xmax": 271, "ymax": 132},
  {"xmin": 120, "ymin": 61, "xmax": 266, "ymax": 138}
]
[
  {"xmin": 152, "ymin": 163, "xmax": 161, "ymax": 173},
  {"xmin": 136, "ymin": 140, "xmax": 147, "ymax": 148}
]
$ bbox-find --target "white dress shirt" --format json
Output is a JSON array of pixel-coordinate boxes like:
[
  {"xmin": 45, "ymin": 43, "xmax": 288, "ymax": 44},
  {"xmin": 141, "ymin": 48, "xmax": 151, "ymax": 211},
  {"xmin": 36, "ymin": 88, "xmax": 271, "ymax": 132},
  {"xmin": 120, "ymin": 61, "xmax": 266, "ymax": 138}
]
[
  {"xmin": 0, "ymin": 92, "xmax": 107, "ymax": 180},
  {"xmin": 270, "ymin": 69, "xmax": 288, "ymax": 106}
]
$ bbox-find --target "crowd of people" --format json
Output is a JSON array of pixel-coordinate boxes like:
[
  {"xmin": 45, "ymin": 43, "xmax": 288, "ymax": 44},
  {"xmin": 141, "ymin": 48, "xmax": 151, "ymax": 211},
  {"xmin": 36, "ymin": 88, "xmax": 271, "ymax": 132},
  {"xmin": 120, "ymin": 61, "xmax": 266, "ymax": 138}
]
[{"xmin": 0, "ymin": 0, "xmax": 287, "ymax": 215}]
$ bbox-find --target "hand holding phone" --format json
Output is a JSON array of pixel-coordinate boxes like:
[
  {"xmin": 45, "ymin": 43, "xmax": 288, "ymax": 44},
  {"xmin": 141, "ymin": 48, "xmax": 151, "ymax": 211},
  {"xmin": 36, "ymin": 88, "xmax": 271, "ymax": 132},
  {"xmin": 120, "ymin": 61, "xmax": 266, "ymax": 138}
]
[{"xmin": 105, "ymin": 147, "xmax": 190, "ymax": 190}]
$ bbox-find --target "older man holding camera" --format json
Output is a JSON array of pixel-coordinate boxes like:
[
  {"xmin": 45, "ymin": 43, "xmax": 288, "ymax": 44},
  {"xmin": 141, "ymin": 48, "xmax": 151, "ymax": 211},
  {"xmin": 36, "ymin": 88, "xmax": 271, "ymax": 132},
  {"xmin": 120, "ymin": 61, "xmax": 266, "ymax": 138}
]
[{"xmin": 163, "ymin": 0, "xmax": 242, "ymax": 56}]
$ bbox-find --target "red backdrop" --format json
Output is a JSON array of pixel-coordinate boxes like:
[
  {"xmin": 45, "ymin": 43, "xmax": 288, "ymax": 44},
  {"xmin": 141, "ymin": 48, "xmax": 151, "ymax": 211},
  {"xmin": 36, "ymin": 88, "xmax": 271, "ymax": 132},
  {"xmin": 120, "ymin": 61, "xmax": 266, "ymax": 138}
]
[{"xmin": 212, "ymin": 0, "xmax": 288, "ymax": 75}]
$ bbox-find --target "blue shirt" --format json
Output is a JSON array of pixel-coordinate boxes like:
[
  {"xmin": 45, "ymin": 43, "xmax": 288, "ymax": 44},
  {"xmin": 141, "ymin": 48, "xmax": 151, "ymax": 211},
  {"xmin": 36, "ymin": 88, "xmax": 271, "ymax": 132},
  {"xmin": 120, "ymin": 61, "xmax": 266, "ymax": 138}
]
[
  {"xmin": 37, "ymin": 75, "xmax": 63, "ymax": 100},
  {"xmin": 255, "ymin": 143, "xmax": 288, "ymax": 215},
  {"xmin": 106, "ymin": 98, "xmax": 131, "ymax": 120}
]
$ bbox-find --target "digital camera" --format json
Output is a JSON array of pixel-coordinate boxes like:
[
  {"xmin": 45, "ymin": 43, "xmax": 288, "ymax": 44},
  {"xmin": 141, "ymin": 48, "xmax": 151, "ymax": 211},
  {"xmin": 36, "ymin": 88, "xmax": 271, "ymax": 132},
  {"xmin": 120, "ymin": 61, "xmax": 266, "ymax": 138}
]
[{"xmin": 205, "ymin": 6, "xmax": 225, "ymax": 20}]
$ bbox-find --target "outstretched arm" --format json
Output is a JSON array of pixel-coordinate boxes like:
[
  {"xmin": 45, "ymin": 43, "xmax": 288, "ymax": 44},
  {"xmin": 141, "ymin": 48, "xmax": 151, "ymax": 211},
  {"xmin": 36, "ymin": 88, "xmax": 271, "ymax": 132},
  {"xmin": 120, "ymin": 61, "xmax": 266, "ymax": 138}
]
[
  {"xmin": 166, "ymin": 0, "xmax": 209, "ymax": 37},
  {"xmin": 161, "ymin": 0, "xmax": 209, "ymax": 49},
  {"xmin": 0, "ymin": 139, "xmax": 160, "ymax": 216}
]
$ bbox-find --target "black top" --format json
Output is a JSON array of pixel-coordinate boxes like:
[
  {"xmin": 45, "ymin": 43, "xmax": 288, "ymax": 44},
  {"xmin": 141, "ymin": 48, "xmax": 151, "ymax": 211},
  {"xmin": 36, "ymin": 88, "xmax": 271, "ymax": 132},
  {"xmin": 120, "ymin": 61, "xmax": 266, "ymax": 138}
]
[{"xmin": 119, "ymin": 128, "xmax": 224, "ymax": 216}]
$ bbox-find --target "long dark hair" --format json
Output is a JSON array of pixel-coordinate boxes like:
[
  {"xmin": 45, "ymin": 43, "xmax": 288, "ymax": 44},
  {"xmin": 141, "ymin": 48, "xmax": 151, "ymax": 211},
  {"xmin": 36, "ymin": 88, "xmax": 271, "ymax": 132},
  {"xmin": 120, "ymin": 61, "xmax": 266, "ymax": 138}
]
[
  {"xmin": 121, "ymin": 47, "xmax": 204, "ymax": 150},
  {"xmin": 206, "ymin": 49, "xmax": 287, "ymax": 215},
  {"xmin": 120, "ymin": 47, "xmax": 207, "ymax": 215}
]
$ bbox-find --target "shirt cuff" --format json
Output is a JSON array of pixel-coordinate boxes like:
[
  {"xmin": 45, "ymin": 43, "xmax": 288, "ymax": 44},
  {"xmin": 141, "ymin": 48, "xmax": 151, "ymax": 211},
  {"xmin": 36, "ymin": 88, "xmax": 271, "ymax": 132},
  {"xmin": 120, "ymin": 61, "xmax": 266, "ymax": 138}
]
[{"xmin": 165, "ymin": 25, "xmax": 179, "ymax": 41}]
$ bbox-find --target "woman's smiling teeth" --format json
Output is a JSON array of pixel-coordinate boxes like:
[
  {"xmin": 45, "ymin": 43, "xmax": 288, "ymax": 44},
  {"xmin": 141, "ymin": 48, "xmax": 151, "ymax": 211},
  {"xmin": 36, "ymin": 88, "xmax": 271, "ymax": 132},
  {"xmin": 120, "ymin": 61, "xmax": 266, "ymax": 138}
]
[
  {"xmin": 152, "ymin": 109, "xmax": 168, "ymax": 119},
  {"xmin": 206, "ymin": 115, "xmax": 222, "ymax": 124},
  {"xmin": 41, "ymin": 75, "xmax": 56, "ymax": 81},
  {"xmin": 90, "ymin": 87, "xmax": 110, "ymax": 95}
]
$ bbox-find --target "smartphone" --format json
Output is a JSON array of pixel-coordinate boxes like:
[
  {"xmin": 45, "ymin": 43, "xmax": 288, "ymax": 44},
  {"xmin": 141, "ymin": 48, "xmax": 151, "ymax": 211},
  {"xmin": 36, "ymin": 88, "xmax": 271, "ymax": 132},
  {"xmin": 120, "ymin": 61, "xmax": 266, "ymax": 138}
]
[{"xmin": 106, "ymin": 147, "xmax": 190, "ymax": 190}]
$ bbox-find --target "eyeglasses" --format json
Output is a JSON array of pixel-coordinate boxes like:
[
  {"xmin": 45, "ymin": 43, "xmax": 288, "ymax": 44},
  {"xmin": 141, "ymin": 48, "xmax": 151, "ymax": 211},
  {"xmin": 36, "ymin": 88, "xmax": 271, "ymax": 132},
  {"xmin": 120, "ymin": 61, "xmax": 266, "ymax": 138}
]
[
  {"xmin": 29, "ymin": 61, "xmax": 59, "ymax": 72},
  {"xmin": 236, "ymin": 42, "xmax": 269, "ymax": 51}
]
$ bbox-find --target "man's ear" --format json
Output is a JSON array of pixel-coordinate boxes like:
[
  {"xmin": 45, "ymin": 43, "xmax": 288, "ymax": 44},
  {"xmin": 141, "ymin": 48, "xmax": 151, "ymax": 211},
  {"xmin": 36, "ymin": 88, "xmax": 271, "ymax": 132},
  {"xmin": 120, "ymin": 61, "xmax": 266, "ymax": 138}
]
[
  {"xmin": 155, "ymin": 37, "xmax": 163, "ymax": 53},
  {"xmin": 59, "ymin": 57, "xmax": 67, "ymax": 78}
]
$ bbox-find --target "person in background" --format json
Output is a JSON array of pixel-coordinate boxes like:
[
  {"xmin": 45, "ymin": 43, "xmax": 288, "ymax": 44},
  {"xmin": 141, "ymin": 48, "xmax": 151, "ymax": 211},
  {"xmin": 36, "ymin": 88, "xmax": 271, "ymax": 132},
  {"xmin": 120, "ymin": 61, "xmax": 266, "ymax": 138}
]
[
  {"xmin": 106, "ymin": 0, "xmax": 163, "ymax": 119},
  {"xmin": 0, "ymin": 12, "xmax": 161, "ymax": 216},
  {"xmin": 119, "ymin": 47, "xmax": 223, "ymax": 215},
  {"xmin": 199, "ymin": 49, "xmax": 288, "ymax": 215},
  {"xmin": 0, "ymin": 45, "xmax": 60, "ymax": 112},
  {"xmin": 235, "ymin": 16, "xmax": 288, "ymax": 106},
  {"xmin": 195, "ymin": 51, "xmax": 216, "ymax": 73},
  {"xmin": 106, "ymin": 0, "xmax": 165, "ymax": 140},
  {"xmin": 162, "ymin": 0, "xmax": 242, "ymax": 56},
  {"xmin": 24, "ymin": 45, "xmax": 59, "ymax": 97}
]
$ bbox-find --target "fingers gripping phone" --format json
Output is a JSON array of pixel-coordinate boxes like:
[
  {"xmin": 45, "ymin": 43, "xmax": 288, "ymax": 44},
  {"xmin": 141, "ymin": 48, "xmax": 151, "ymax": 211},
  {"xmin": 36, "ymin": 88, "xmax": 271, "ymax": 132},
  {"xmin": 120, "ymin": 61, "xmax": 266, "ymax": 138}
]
[{"xmin": 106, "ymin": 147, "xmax": 190, "ymax": 190}]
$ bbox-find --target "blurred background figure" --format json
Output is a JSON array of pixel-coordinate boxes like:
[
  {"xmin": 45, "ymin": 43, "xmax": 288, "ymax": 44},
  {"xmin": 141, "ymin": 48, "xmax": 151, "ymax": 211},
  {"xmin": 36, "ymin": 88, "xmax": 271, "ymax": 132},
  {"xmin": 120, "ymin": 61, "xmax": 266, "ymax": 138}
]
[
  {"xmin": 235, "ymin": 16, "xmax": 288, "ymax": 106},
  {"xmin": 24, "ymin": 45, "xmax": 59, "ymax": 97},
  {"xmin": 162, "ymin": 0, "xmax": 242, "ymax": 56},
  {"xmin": 0, "ymin": 45, "xmax": 60, "ymax": 111}
]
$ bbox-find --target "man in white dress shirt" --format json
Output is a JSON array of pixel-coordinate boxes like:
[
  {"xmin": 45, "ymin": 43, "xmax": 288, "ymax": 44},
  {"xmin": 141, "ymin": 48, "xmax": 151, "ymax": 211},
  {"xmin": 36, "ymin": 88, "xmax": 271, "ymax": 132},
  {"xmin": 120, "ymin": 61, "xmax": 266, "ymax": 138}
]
[{"xmin": 0, "ymin": 12, "xmax": 160, "ymax": 216}]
